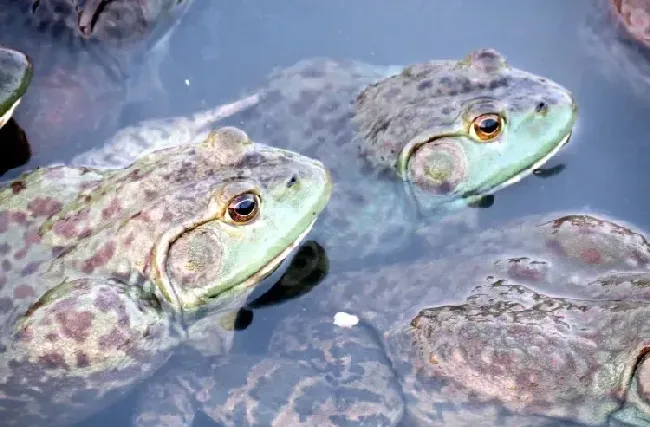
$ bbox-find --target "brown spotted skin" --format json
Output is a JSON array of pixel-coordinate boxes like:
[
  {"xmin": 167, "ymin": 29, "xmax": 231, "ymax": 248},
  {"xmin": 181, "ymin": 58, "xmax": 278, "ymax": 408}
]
[
  {"xmin": 202, "ymin": 58, "xmax": 417, "ymax": 267},
  {"xmin": 387, "ymin": 279, "xmax": 650, "ymax": 426},
  {"xmin": 218, "ymin": 51, "xmax": 570, "ymax": 174},
  {"xmin": 132, "ymin": 214, "xmax": 650, "ymax": 426},
  {"xmin": 0, "ymin": 165, "xmax": 177, "ymax": 427},
  {"xmin": 76, "ymin": 49, "xmax": 575, "ymax": 267},
  {"xmin": 71, "ymin": 58, "xmax": 420, "ymax": 266},
  {"xmin": 0, "ymin": 127, "xmax": 330, "ymax": 427},
  {"xmin": 1, "ymin": 0, "xmax": 192, "ymax": 151},
  {"xmin": 352, "ymin": 50, "xmax": 572, "ymax": 173}
]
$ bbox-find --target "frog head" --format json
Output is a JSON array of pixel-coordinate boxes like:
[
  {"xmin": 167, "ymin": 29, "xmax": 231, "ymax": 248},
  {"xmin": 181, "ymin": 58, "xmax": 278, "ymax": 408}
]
[
  {"xmin": 142, "ymin": 127, "xmax": 332, "ymax": 312},
  {"xmin": 355, "ymin": 48, "xmax": 577, "ymax": 213}
]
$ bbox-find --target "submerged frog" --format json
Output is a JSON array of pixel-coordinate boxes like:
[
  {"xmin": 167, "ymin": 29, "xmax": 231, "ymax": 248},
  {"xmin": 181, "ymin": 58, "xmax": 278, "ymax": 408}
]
[
  {"xmin": 0, "ymin": 126, "xmax": 331, "ymax": 427},
  {"xmin": 132, "ymin": 214, "xmax": 650, "ymax": 426},
  {"xmin": 0, "ymin": 46, "xmax": 32, "ymax": 130},
  {"xmin": 610, "ymin": 0, "xmax": 650, "ymax": 47},
  {"xmin": 582, "ymin": 0, "xmax": 650, "ymax": 97},
  {"xmin": 73, "ymin": 48, "xmax": 578, "ymax": 265},
  {"xmin": 1, "ymin": 0, "xmax": 194, "ymax": 154}
]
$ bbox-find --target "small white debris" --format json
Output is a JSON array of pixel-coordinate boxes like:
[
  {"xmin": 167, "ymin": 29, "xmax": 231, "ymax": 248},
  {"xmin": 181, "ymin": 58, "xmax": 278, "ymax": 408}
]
[
  {"xmin": 184, "ymin": 79, "xmax": 190, "ymax": 86},
  {"xmin": 333, "ymin": 312, "xmax": 358, "ymax": 328}
]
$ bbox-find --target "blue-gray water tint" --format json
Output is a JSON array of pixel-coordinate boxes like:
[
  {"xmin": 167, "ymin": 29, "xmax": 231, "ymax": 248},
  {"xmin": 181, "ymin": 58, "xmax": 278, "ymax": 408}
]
[{"xmin": 4, "ymin": 0, "xmax": 649, "ymax": 425}]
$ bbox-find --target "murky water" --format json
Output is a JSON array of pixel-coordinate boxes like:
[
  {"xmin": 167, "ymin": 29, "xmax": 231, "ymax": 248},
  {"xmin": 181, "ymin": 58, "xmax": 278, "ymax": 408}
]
[{"xmin": 4, "ymin": 0, "xmax": 650, "ymax": 425}]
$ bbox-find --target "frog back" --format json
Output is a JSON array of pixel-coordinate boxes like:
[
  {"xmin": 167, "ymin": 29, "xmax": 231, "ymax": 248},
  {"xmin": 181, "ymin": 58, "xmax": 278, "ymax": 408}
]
[
  {"xmin": 0, "ymin": 166, "xmax": 105, "ymax": 325},
  {"xmin": 222, "ymin": 58, "xmax": 400, "ymax": 172}
]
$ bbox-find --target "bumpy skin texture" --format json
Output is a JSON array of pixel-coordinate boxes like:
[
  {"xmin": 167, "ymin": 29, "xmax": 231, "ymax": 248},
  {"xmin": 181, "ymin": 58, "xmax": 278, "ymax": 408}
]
[
  {"xmin": 73, "ymin": 49, "xmax": 577, "ymax": 264},
  {"xmin": 1, "ymin": 0, "xmax": 193, "ymax": 149},
  {"xmin": 0, "ymin": 127, "xmax": 331, "ymax": 427},
  {"xmin": 0, "ymin": 46, "xmax": 32, "ymax": 129},
  {"xmin": 133, "ymin": 214, "xmax": 650, "ymax": 426}
]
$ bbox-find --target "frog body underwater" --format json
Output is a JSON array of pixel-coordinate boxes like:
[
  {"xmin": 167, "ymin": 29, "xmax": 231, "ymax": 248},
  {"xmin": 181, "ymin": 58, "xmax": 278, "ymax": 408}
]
[{"xmin": 0, "ymin": 126, "xmax": 331, "ymax": 427}]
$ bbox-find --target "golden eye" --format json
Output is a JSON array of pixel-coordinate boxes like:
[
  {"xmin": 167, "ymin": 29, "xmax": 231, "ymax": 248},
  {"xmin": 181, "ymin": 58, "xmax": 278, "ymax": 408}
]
[
  {"xmin": 227, "ymin": 192, "xmax": 260, "ymax": 224},
  {"xmin": 470, "ymin": 113, "xmax": 503, "ymax": 142}
]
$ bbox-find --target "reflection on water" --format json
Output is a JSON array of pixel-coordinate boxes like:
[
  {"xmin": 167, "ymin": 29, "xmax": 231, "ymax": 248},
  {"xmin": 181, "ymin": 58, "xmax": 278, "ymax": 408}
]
[
  {"xmin": 246, "ymin": 241, "xmax": 329, "ymax": 311},
  {"xmin": 0, "ymin": 119, "xmax": 31, "ymax": 175},
  {"xmin": 3, "ymin": 0, "xmax": 650, "ymax": 425}
]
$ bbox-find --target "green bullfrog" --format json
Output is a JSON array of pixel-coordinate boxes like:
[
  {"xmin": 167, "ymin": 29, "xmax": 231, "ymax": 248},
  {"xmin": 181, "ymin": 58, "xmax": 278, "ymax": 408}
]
[
  {"xmin": 0, "ymin": 126, "xmax": 331, "ymax": 427},
  {"xmin": 131, "ymin": 214, "xmax": 650, "ymax": 426},
  {"xmin": 0, "ymin": 46, "xmax": 32, "ymax": 130},
  {"xmin": 1, "ymin": 0, "xmax": 194, "ymax": 152},
  {"xmin": 73, "ymin": 48, "xmax": 578, "ymax": 265}
]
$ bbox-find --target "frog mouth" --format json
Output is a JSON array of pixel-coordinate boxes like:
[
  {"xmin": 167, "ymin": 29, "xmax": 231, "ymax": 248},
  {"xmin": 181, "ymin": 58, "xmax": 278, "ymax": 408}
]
[
  {"xmin": 196, "ymin": 218, "xmax": 318, "ymax": 313},
  {"xmin": 401, "ymin": 130, "xmax": 572, "ymax": 215},
  {"xmin": 230, "ymin": 218, "xmax": 318, "ymax": 293},
  {"xmin": 396, "ymin": 128, "xmax": 569, "ymax": 184},
  {"xmin": 485, "ymin": 130, "xmax": 572, "ymax": 196}
]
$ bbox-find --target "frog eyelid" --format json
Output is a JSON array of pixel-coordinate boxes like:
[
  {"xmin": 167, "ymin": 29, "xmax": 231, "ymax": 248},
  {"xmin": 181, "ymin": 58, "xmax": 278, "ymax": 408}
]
[{"xmin": 463, "ymin": 97, "xmax": 506, "ymax": 120}]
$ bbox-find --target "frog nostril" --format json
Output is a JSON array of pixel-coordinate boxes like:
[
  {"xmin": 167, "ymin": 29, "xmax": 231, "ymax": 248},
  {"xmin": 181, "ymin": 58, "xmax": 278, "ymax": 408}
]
[
  {"xmin": 535, "ymin": 102, "xmax": 548, "ymax": 113},
  {"xmin": 287, "ymin": 175, "xmax": 299, "ymax": 188}
]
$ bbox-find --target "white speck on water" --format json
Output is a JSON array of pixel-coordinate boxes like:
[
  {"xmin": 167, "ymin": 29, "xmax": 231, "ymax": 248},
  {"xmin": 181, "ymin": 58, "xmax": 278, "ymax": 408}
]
[
  {"xmin": 184, "ymin": 79, "xmax": 190, "ymax": 86},
  {"xmin": 333, "ymin": 312, "xmax": 358, "ymax": 328}
]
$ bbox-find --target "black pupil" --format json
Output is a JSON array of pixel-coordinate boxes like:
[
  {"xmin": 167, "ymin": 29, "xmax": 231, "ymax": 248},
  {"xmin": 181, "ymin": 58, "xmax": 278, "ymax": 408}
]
[
  {"xmin": 234, "ymin": 195, "xmax": 256, "ymax": 217},
  {"xmin": 479, "ymin": 117, "xmax": 499, "ymax": 134}
]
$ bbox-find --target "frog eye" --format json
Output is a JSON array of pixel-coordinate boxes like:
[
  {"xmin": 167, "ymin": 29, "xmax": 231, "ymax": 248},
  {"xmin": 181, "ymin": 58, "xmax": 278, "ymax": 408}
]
[
  {"xmin": 470, "ymin": 113, "xmax": 504, "ymax": 142},
  {"xmin": 227, "ymin": 192, "xmax": 260, "ymax": 224}
]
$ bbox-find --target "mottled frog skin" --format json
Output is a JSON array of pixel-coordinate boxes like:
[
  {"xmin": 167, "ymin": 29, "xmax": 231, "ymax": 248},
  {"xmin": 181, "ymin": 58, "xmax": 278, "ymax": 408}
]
[
  {"xmin": 133, "ymin": 214, "xmax": 650, "ymax": 426},
  {"xmin": 1, "ymin": 0, "xmax": 194, "ymax": 150},
  {"xmin": 0, "ymin": 46, "xmax": 32, "ymax": 129},
  {"xmin": 73, "ymin": 49, "xmax": 578, "ymax": 265},
  {"xmin": 0, "ymin": 126, "xmax": 331, "ymax": 427}
]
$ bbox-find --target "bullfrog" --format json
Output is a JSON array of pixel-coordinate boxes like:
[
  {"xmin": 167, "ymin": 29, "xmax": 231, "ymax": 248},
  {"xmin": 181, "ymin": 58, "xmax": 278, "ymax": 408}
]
[
  {"xmin": 1, "ymin": 0, "xmax": 194, "ymax": 155},
  {"xmin": 0, "ymin": 126, "xmax": 331, "ymax": 427},
  {"xmin": 610, "ymin": 0, "xmax": 650, "ymax": 47},
  {"xmin": 132, "ymin": 214, "xmax": 650, "ymax": 426},
  {"xmin": 582, "ymin": 0, "xmax": 650, "ymax": 96},
  {"xmin": 0, "ymin": 45, "xmax": 32, "ymax": 130},
  {"xmin": 72, "ymin": 48, "xmax": 578, "ymax": 265}
]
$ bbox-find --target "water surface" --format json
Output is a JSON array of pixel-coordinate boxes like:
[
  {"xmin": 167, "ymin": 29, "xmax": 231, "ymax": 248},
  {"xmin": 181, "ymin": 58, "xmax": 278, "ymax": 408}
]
[{"xmin": 4, "ymin": 0, "xmax": 650, "ymax": 425}]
